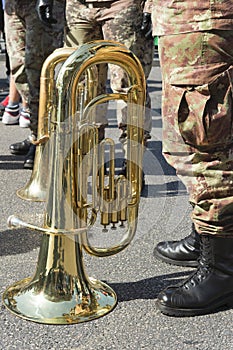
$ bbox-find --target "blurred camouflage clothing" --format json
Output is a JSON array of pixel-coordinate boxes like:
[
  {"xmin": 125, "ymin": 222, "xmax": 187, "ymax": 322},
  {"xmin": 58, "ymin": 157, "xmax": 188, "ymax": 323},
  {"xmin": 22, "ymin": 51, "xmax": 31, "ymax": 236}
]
[
  {"xmin": 65, "ymin": 0, "xmax": 154, "ymax": 134},
  {"xmin": 4, "ymin": 0, "xmax": 65, "ymax": 136},
  {"xmin": 152, "ymin": 1, "xmax": 233, "ymax": 235},
  {"xmin": 143, "ymin": 0, "xmax": 153, "ymax": 13},
  {"xmin": 152, "ymin": 0, "xmax": 233, "ymax": 36}
]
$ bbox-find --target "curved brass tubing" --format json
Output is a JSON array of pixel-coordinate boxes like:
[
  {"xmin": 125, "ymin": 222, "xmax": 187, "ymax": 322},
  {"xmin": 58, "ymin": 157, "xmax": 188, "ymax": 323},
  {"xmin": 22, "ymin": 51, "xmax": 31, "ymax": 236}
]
[
  {"xmin": 17, "ymin": 47, "xmax": 76, "ymax": 201},
  {"xmin": 3, "ymin": 41, "xmax": 146, "ymax": 324}
]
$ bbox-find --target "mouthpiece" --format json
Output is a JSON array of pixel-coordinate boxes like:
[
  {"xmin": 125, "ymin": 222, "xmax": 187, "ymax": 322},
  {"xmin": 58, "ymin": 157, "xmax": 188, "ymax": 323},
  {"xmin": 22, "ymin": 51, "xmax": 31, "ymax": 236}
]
[{"xmin": 7, "ymin": 215, "xmax": 88, "ymax": 235}]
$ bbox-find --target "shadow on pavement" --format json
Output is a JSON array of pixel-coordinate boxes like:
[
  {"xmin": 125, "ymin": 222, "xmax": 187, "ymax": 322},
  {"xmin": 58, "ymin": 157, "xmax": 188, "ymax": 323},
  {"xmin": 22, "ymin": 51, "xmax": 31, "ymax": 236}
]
[
  {"xmin": 0, "ymin": 228, "xmax": 41, "ymax": 256},
  {"xmin": 108, "ymin": 270, "xmax": 193, "ymax": 301}
]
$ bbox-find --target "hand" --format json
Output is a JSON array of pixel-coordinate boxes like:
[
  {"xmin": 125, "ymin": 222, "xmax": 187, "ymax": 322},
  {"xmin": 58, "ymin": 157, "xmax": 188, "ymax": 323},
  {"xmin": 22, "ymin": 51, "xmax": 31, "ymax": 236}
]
[
  {"xmin": 141, "ymin": 12, "xmax": 152, "ymax": 39},
  {"xmin": 36, "ymin": 0, "xmax": 57, "ymax": 27}
]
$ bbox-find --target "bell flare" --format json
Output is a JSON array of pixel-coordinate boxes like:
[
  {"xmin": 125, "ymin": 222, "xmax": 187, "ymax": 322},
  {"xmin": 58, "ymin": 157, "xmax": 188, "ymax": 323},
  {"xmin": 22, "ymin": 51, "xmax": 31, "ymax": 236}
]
[
  {"xmin": 3, "ymin": 276, "xmax": 116, "ymax": 325},
  {"xmin": 2, "ymin": 233, "xmax": 117, "ymax": 324}
]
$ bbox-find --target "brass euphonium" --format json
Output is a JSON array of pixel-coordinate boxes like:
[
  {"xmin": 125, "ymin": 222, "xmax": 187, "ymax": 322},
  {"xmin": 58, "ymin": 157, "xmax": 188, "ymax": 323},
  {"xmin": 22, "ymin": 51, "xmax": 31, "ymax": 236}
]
[{"xmin": 3, "ymin": 41, "xmax": 146, "ymax": 324}]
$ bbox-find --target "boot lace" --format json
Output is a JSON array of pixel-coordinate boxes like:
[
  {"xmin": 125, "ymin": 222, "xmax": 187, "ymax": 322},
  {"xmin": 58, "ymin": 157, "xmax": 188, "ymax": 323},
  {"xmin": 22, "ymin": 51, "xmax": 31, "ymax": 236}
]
[{"xmin": 182, "ymin": 235, "xmax": 212, "ymax": 289}]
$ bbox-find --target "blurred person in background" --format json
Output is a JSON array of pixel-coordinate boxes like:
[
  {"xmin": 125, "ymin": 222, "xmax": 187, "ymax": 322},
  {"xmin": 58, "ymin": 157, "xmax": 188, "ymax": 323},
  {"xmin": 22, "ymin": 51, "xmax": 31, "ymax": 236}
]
[
  {"xmin": 0, "ymin": 0, "xmax": 10, "ymax": 118},
  {"xmin": 6, "ymin": 0, "xmax": 65, "ymax": 169}
]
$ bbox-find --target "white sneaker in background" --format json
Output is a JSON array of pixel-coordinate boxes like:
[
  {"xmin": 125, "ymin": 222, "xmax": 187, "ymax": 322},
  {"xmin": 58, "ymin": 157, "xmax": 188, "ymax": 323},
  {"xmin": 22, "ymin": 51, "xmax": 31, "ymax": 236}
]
[
  {"xmin": 2, "ymin": 105, "xmax": 20, "ymax": 125},
  {"xmin": 19, "ymin": 109, "xmax": 31, "ymax": 128}
]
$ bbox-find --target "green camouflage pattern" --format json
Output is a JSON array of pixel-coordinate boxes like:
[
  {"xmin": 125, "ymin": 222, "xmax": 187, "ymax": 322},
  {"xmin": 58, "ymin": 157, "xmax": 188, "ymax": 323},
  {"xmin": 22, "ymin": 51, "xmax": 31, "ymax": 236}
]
[
  {"xmin": 4, "ymin": 0, "xmax": 65, "ymax": 135},
  {"xmin": 152, "ymin": 0, "xmax": 233, "ymax": 36},
  {"xmin": 65, "ymin": 0, "xmax": 154, "ymax": 133},
  {"xmin": 158, "ymin": 30, "xmax": 233, "ymax": 235}
]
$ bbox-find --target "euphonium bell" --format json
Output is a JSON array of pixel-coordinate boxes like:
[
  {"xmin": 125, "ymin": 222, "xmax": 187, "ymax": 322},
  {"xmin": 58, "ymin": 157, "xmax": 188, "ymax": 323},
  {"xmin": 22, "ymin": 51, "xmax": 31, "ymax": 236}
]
[{"xmin": 2, "ymin": 40, "xmax": 146, "ymax": 324}]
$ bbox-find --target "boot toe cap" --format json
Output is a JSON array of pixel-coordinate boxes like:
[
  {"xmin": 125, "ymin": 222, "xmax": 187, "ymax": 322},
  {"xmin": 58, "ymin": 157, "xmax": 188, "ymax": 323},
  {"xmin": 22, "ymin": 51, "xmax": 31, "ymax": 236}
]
[
  {"xmin": 154, "ymin": 239, "xmax": 199, "ymax": 267},
  {"xmin": 157, "ymin": 287, "xmax": 178, "ymax": 306},
  {"xmin": 10, "ymin": 139, "xmax": 31, "ymax": 155}
]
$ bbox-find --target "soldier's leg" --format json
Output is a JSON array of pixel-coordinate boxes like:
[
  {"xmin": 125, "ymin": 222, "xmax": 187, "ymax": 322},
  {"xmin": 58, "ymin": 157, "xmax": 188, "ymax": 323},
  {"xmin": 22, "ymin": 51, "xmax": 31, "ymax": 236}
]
[
  {"xmin": 154, "ymin": 31, "xmax": 233, "ymax": 266},
  {"xmin": 25, "ymin": 0, "xmax": 65, "ymax": 138},
  {"xmin": 159, "ymin": 31, "xmax": 233, "ymax": 235},
  {"xmin": 23, "ymin": 0, "xmax": 65, "ymax": 169},
  {"xmin": 7, "ymin": 1, "xmax": 65, "ymax": 168},
  {"xmin": 64, "ymin": 0, "xmax": 108, "ymax": 132},
  {"xmin": 4, "ymin": 2, "xmax": 32, "ymax": 154},
  {"xmin": 4, "ymin": 2, "xmax": 29, "ymax": 110},
  {"xmin": 3, "ymin": 12, "xmax": 30, "ymax": 129},
  {"xmin": 102, "ymin": 0, "xmax": 154, "ymax": 139},
  {"xmin": 65, "ymin": 0, "xmax": 103, "ymax": 46},
  {"xmin": 156, "ymin": 31, "xmax": 233, "ymax": 317}
]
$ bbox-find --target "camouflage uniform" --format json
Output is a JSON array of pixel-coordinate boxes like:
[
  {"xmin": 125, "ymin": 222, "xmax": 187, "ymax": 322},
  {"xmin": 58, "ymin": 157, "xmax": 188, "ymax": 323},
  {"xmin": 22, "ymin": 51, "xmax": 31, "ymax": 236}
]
[
  {"xmin": 4, "ymin": 0, "xmax": 65, "ymax": 136},
  {"xmin": 65, "ymin": 0, "xmax": 154, "ymax": 134},
  {"xmin": 152, "ymin": 1, "xmax": 233, "ymax": 235}
]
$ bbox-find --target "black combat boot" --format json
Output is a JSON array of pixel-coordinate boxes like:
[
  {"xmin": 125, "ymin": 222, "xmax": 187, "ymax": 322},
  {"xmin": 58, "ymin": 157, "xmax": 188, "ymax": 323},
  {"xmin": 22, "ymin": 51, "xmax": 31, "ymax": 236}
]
[
  {"xmin": 157, "ymin": 234, "xmax": 233, "ymax": 317},
  {"xmin": 10, "ymin": 138, "xmax": 31, "ymax": 155},
  {"xmin": 154, "ymin": 225, "xmax": 200, "ymax": 267}
]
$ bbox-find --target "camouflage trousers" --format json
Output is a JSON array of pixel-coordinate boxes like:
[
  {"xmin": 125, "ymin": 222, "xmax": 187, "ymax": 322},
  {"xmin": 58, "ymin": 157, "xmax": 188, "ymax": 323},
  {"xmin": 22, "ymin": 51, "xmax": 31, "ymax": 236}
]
[
  {"xmin": 159, "ymin": 30, "xmax": 233, "ymax": 235},
  {"xmin": 65, "ymin": 0, "xmax": 154, "ymax": 133},
  {"xmin": 4, "ymin": 0, "xmax": 65, "ymax": 136}
]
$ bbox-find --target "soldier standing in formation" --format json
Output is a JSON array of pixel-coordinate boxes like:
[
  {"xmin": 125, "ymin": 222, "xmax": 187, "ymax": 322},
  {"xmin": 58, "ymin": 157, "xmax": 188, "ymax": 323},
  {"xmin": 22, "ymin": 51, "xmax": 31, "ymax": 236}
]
[{"xmin": 151, "ymin": 0, "xmax": 233, "ymax": 316}]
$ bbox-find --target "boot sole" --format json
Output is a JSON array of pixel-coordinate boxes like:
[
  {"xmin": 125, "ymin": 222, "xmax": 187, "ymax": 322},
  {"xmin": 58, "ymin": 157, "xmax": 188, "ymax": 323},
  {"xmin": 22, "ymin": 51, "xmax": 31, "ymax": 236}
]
[
  {"xmin": 157, "ymin": 294, "xmax": 233, "ymax": 317},
  {"xmin": 24, "ymin": 162, "xmax": 34, "ymax": 170},
  {"xmin": 153, "ymin": 248, "xmax": 198, "ymax": 268}
]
